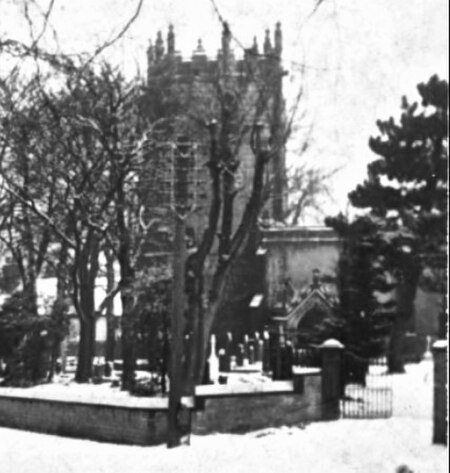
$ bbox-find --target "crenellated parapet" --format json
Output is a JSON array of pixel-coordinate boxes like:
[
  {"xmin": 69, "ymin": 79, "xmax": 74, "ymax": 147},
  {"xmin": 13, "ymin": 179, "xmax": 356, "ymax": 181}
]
[{"xmin": 146, "ymin": 23, "xmax": 284, "ymax": 83}]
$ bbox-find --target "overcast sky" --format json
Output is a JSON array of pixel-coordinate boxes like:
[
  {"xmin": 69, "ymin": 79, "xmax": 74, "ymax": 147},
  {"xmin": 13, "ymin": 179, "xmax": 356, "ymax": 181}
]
[{"xmin": 2, "ymin": 0, "xmax": 448, "ymax": 222}]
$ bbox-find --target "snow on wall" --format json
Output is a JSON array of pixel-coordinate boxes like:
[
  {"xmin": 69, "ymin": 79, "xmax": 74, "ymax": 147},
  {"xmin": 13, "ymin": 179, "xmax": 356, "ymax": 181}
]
[
  {"xmin": 193, "ymin": 374, "xmax": 322, "ymax": 434},
  {"xmin": 0, "ymin": 395, "xmax": 167, "ymax": 446},
  {"xmin": 0, "ymin": 373, "xmax": 324, "ymax": 445}
]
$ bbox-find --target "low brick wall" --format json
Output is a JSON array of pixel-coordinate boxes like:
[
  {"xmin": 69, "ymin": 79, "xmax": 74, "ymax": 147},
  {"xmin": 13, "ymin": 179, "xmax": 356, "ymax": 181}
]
[
  {"xmin": 193, "ymin": 372, "xmax": 322, "ymax": 434},
  {"xmin": 0, "ymin": 392, "xmax": 168, "ymax": 445}
]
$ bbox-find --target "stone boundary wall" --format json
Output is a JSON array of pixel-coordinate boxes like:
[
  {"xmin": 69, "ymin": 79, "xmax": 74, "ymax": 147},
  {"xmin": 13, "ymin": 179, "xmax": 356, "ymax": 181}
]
[
  {"xmin": 0, "ymin": 394, "xmax": 168, "ymax": 446},
  {"xmin": 0, "ymin": 371, "xmax": 324, "ymax": 445},
  {"xmin": 193, "ymin": 373, "xmax": 322, "ymax": 434}
]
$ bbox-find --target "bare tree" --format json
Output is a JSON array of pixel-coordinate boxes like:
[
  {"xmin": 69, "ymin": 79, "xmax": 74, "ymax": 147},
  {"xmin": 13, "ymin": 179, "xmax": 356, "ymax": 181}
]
[{"xmin": 284, "ymin": 163, "xmax": 341, "ymax": 225}]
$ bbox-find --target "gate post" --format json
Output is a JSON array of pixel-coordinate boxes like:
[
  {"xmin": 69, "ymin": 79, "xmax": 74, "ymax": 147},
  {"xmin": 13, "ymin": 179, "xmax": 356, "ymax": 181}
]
[
  {"xmin": 320, "ymin": 339, "xmax": 344, "ymax": 420},
  {"xmin": 432, "ymin": 340, "xmax": 447, "ymax": 445}
]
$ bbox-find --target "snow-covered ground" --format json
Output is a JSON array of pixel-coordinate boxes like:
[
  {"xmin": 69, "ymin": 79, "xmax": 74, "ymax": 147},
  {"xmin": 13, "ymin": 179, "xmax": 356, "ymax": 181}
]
[{"xmin": 0, "ymin": 360, "xmax": 447, "ymax": 473}]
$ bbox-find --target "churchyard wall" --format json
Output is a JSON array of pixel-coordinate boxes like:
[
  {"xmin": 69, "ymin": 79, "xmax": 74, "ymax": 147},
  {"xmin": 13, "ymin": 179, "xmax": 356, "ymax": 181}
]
[
  {"xmin": 0, "ymin": 370, "xmax": 324, "ymax": 445},
  {"xmin": 0, "ymin": 391, "xmax": 168, "ymax": 445},
  {"xmin": 192, "ymin": 372, "xmax": 322, "ymax": 434}
]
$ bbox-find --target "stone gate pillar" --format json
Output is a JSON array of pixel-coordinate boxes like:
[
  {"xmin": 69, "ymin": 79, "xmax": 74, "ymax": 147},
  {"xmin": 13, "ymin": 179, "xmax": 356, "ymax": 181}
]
[
  {"xmin": 320, "ymin": 339, "xmax": 344, "ymax": 420},
  {"xmin": 432, "ymin": 340, "xmax": 447, "ymax": 445}
]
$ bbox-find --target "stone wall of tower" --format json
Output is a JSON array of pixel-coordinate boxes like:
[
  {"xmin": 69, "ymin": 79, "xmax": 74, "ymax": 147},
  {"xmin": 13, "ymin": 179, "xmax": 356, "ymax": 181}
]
[{"xmin": 145, "ymin": 23, "xmax": 287, "ymax": 244}]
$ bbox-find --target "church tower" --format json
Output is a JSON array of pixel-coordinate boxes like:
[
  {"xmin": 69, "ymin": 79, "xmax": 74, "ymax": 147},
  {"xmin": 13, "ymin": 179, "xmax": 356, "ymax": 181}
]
[{"xmin": 145, "ymin": 23, "xmax": 287, "ymax": 233}]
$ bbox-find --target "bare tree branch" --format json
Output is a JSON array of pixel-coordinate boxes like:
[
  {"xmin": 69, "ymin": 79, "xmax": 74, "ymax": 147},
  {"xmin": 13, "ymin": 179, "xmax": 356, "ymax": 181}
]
[
  {"xmin": 82, "ymin": 0, "xmax": 144, "ymax": 69},
  {"xmin": 1, "ymin": 179, "xmax": 76, "ymax": 249}
]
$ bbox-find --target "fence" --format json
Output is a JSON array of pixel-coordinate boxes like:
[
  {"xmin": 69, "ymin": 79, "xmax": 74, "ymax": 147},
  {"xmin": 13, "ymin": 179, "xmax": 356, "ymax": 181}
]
[
  {"xmin": 341, "ymin": 353, "xmax": 393, "ymax": 419},
  {"xmin": 181, "ymin": 332, "xmax": 396, "ymax": 421}
]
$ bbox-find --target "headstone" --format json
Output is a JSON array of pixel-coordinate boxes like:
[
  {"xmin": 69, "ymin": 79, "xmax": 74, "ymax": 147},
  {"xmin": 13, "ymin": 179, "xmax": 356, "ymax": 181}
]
[
  {"xmin": 271, "ymin": 327, "xmax": 285, "ymax": 380},
  {"xmin": 243, "ymin": 334, "xmax": 250, "ymax": 359},
  {"xmin": 294, "ymin": 348, "xmax": 301, "ymax": 366},
  {"xmin": 93, "ymin": 358, "xmax": 102, "ymax": 381},
  {"xmin": 208, "ymin": 334, "xmax": 219, "ymax": 384},
  {"xmin": 93, "ymin": 358, "xmax": 99, "ymax": 376},
  {"xmin": 225, "ymin": 332, "xmax": 234, "ymax": 358},
  {"xmin": 262, "ymin": 329, "xmax": 271, "ymax": 373},
  {"xmin": 218, "ymin": 375, "xmax": 228, "ymax": 384},
  {"xmin": 423, "ymin": 335, "xmax": 433, "ymax": 361},
  {"xmin": 249, "ymin": 345, "xmax": 255, "ymax": 365},
  {"xmin": 256, "ymin": 339, "xmax": 264, "ymax": 363},
  {"xmin": 104, "ymin": 361, "xmax": 113, "ymax": 377},
  {"xmin": 218, "ymin": 348, "xmax": 230, "ymax": 372},
  {"xmin": 237, "ymin": 344, "xmax": 245, "ymax": 367},
  {"xmin": 283, "ymin": 341, "xmax": 294, "ymax": 379},
  {"xmin": 60, "ymin": 338, "xmax": 68, "ymax": 373}
]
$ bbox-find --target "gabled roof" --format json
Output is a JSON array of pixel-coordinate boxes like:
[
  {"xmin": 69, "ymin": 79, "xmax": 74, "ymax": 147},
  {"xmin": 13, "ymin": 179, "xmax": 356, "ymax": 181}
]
[{"xmin": 285, "ymin": 288, "xmax": 333, "ymax": 330}]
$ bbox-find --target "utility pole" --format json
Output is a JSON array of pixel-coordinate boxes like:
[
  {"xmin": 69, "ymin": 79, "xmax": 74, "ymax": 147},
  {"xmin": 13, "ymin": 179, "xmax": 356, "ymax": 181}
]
[
  {"xmin": 141, "ymin": 126, "xmax": 200, "ymax": 448},
  {"xmin": 167, "ymin": 136, "xmax": 195, "ymax": 448},
  {"xmin": 167, "ymin": 212, "xmax": 186, "ymax": 447}
]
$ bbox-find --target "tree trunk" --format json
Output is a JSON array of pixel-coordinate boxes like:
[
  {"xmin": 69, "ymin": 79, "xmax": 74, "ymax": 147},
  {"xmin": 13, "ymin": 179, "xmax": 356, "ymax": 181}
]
[
  {"xmin": 184, "ymin": 275, "xmax": 202, "ymax": 392},
  {"xmin": 47, "ymin": 243, "xmax": 69, "ymax": 381},
  {"xmin": 76, "ymin": 315, "xmax": 96, "ymax": 382},
  {"xmin": 117, "ymin": 236, "xmax": 137, "ymax": 391},
  {"xmin": 388, "ymin": 314, "xmax": 407, "ymax": 373},
  {"xmin": 116, "ymin": 230, "xmax": 137, "ymax": 390},
  {"xmin": 74, "ymin": 234, "xmax": 100, "ymax": 383},
  {"xmin": 388, "ymin": 261, "xmax": 420, "ymax": 373},
  {"xmin": 106, "ymin": 322, "xmax": 117, "ymax": 362},
  {"xmin": 121, "ymin": 290, "xmax": 137, "ymax": 391},
  {"xmin": 105, "ymin": 249, "xmax": 116, "ymax": 362}
]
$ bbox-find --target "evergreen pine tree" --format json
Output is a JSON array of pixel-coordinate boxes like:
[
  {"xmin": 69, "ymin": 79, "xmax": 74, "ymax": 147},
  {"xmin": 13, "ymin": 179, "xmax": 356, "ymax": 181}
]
[{"xmin": 329, "ymin": 75, "xmax": 448, "ymax": 372}]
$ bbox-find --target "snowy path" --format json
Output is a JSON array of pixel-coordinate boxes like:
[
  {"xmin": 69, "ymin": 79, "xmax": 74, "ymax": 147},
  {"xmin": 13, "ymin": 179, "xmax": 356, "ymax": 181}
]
[{"xmin": 0, "ymin": 361, "xmax": 447, "ymax": 473}]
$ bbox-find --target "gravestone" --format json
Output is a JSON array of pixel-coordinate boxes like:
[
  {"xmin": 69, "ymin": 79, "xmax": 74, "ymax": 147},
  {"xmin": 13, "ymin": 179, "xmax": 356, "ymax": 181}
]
[
  {"xmin": 236, "ymin": 344, "xmax": 245, "ymax": 367},
  {"xmin": 249, "ymin": 346, "xmax": 255, "ymax": 365},
  {"xmin": 218, "ymin": 349, "xmax": 230, "ymax": 372},
  {"xmin": 256, "ymin": 339, "xmax": 264, "ymax": 363}
]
